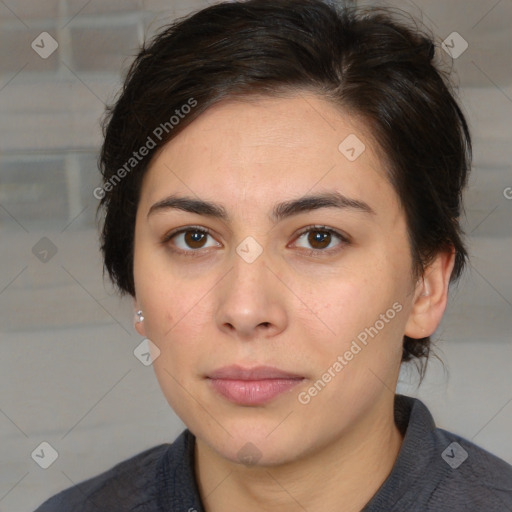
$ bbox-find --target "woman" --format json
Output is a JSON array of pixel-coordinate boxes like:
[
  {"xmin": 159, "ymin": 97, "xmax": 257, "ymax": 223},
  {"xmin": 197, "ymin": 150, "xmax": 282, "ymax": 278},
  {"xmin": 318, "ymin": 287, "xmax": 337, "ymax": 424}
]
[{"xmin": 36, "ymin": 0, "xmax": 512, "ymax": 510}]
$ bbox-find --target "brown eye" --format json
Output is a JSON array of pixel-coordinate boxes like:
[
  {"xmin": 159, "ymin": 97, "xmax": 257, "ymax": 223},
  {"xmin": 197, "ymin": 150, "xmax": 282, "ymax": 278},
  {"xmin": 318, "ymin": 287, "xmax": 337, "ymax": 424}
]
[
  {"xmin": 165, "ymin": 227, "xmax": 221, "ymax": 254},
  {"xmin": 307, "ymin": 230, "xmax": 331, "ymax": 249},
  {"xmin": 293, "ymin": 226, "xmax": 347, "ymax": 254},
  {"xmin": 184, "ymin": 230, "xmax": 207, "ymax": 249}
]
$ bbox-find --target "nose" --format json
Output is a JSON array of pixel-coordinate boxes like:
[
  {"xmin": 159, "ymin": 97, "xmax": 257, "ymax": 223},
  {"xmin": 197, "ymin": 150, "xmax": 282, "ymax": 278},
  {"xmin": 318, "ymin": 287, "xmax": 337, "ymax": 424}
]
[{"xmin": 214, "ymin": 249, "xmax": 288, "ymax": 341}]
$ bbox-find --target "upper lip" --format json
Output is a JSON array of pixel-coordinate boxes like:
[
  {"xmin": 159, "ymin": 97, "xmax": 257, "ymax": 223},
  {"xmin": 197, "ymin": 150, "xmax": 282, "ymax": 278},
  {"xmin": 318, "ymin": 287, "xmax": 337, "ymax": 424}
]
[{"xmin": 207, "ymin": 365, "xmax": 304, "ymax": 380}]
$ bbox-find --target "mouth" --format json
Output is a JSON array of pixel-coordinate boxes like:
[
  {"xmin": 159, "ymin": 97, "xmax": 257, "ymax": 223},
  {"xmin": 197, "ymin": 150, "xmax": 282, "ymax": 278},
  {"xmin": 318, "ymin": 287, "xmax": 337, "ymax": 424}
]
[{"xmin": 206, "ymin": 365, "xmax": 305, "ymax": 406}]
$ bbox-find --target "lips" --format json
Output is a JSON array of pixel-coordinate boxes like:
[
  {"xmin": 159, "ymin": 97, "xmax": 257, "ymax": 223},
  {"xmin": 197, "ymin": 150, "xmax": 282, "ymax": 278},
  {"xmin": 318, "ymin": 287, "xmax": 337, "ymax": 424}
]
[
  {"xmin": 207, "ymin": 365, "xmax": 304, "ymax": 406},
  {"xmin": 208, "ymin": 365, "xmax": 303, "ymax": 380}
]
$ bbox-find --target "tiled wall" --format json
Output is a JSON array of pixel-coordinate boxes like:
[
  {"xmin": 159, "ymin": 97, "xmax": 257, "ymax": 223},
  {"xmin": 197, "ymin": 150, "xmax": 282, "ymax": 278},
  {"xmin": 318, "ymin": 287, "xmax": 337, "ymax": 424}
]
[{"xmin": 0, "ymin": 0, "xmax": 208, "ymax": 229}]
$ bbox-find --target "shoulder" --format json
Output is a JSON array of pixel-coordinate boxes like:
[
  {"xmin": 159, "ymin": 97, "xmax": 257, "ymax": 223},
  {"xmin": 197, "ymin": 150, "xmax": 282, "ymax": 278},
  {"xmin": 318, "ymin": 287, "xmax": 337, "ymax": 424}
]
[
  {"xmin": 34, "ymin": 442, "xmax": 172, "ymax": 512},
  {"xmin": 427, "ymin": 427, "xmax": 512, "ymax": 511},
  {"xmin": 392, "ymin": 396, "xmax": 512, "ymax": 511},
  {"xmin": 366, "ymin": 396, "xmax": 512, "ymax": 511}
]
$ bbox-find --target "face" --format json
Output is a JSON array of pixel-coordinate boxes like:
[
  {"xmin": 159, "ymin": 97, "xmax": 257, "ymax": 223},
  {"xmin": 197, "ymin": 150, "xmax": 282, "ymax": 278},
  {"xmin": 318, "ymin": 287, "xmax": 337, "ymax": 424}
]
[{"xmin": 133, "ymin": 93, "xmax": 420, "ymax": 466}]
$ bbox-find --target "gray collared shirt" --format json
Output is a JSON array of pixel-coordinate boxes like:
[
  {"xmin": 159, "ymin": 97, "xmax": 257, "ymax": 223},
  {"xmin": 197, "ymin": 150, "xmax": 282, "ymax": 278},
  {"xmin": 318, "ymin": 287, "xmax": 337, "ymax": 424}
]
[{"xmin": 35, "ymin": 394, "xmax": 512, "ymax": 511}]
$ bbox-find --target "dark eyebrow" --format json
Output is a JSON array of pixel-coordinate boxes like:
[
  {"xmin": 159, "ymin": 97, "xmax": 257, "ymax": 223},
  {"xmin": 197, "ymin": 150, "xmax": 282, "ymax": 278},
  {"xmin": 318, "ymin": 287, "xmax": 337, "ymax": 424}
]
[{"xmin": 147, "ymin": 191, "xmax": 375, "ymax": 222}]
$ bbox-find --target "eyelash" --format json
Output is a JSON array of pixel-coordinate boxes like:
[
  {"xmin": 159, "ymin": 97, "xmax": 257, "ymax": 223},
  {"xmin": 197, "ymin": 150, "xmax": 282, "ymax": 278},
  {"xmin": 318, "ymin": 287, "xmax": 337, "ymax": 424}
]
[{"xmin": 162, "ymin": 225, "xmax": 350, "ymax": 258}]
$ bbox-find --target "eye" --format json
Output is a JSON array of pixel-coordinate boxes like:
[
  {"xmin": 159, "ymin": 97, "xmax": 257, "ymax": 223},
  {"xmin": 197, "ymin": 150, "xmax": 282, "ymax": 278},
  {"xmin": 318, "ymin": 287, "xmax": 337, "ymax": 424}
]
[
  {"xmin": 292, "ymin": 226, "xmax": 348, "ymax": 255},
  {"xmin": 163, "ymin": 225, "xmax": 349, "ymax": 258},
  {"xmin": 163, "ymin": 226, "xmax": 221, "ymax": 255}
]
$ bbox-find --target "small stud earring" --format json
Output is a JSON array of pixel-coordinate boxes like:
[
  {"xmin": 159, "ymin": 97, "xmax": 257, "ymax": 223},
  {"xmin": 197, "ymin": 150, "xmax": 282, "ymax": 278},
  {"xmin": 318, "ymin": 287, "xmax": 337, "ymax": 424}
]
[{"xmin": 135, "ymin": 310, "xmax": 144, "ymax": 323}]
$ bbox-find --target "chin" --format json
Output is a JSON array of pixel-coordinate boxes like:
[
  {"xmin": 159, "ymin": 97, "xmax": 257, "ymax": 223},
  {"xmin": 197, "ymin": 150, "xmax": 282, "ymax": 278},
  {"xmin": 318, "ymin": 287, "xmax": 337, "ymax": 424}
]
[{"xmin": 197, "ymin": 419, "xmax": 306, "ymax": 468}]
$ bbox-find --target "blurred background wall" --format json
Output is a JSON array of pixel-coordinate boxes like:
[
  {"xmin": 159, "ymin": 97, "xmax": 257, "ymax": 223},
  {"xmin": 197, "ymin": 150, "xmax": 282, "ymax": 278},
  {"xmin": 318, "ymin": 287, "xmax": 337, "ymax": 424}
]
[{"xmin": 0, "ymin": 1, "xmax": 510, "ymax": 510}]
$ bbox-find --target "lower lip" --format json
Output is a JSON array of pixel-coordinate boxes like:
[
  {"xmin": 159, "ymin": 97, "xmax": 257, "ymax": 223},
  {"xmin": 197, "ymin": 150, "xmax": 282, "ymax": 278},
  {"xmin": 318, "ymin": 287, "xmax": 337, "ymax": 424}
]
[{"xmin": 208, "ymin": 378, "xmax": 303, "ymax": 405}]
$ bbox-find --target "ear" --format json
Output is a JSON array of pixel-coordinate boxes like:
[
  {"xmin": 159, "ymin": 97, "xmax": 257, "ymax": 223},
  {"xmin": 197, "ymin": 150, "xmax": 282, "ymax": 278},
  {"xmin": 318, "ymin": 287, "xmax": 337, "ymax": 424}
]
[
  {"xmin": 133, "ymin": 298, "xmax": 146, "ymax": 337},
  {"xmin": 404, "ymin": 248, "xmax": 456, "ymax": 339}
]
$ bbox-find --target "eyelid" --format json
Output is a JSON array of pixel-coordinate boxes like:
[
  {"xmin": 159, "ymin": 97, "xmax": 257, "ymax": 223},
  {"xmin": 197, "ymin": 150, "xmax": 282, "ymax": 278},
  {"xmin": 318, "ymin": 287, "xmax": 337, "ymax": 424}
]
[
  {"xmin": 290, "ymin": 225, "xmax": 350, "ymax": 254},
  {"xmin": 161, "ymin": 225, "xmax": 216, "ymax": 243},
  {"xmin": 161, "ymin": 225, "xmax": 221, "ymax": 257},
  {"xmin": 293, "ymin": 225, "xmax": 350, "ymax": 243}
]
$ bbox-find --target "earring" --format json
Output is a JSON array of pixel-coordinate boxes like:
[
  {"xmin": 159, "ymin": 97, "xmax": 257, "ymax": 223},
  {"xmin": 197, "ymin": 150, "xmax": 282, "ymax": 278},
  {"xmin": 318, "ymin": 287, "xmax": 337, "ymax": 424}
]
[{"xmin": 135, "ymin": 310, "xmax": 144, "ymax": 323}]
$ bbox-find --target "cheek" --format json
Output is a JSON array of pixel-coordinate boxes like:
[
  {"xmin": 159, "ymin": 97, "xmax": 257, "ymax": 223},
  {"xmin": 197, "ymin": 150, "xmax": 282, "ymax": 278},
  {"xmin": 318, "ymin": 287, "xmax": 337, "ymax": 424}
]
[
  {"xmin": 134, "ymin": 262, "xmax": 215, "ymax": 379},
  {"xmin": 323, "ymin": 282, "xmax": 371, "ymax": 337},
  {"xmin": 315, "ymin": 262, "xmax": 385, "ymax": 333},
  {"xmin": 133, "ymin": 239, "xmax": 198, "ymax": 340},
  {"xmin": 307, "ymin": 255, "xmax": 409, "ymax": 365}
]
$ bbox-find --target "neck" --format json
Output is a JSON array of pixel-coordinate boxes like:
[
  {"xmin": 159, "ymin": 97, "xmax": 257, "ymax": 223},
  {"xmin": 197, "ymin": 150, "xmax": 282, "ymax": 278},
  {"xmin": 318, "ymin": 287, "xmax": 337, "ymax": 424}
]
[{"xmin": 194, "ymin": 395, "xmax": 403, "ymax": 512}]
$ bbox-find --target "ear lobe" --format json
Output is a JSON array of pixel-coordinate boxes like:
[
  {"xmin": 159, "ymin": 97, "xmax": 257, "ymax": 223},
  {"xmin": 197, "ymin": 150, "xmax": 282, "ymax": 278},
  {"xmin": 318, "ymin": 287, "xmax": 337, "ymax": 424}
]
[
  {"xmin": 133, "ymin": 299, "xmax": 146, "ymax": 337},
  {"xmin": 404, "ymin": 249, "xmax": 456, "ymax": 339},
  {"xmin": 135, "ymin": 319, "xmax": 146, "ymax": 337}
]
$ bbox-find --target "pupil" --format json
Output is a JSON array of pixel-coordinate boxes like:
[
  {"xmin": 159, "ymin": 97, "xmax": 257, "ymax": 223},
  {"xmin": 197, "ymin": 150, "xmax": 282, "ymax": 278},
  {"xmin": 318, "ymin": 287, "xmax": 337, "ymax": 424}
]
[
  {"xmin": 309, "ymin": 230, "xmax": 330, "ymax": 249},
  {"xmin": 186, "ymin": 231, "xmax": 205, "ymax": 248}
]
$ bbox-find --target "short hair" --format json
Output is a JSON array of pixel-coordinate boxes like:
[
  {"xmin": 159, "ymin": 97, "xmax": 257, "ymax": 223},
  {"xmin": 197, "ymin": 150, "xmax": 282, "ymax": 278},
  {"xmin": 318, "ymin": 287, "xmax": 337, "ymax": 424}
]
[{"xmin": 98, "ymin": 0, "xmax": 472, "ymax": 371}]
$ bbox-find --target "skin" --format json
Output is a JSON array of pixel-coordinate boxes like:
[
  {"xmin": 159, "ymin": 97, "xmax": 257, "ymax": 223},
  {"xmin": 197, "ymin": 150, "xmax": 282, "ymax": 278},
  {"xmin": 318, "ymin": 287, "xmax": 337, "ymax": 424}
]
[{"xmin": 133, "ymin": 93, "xmax": 454, "ymax": 512}]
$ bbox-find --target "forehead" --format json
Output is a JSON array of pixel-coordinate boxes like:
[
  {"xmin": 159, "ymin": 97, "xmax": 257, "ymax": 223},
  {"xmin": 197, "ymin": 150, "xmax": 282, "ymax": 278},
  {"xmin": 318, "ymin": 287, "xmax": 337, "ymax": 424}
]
[{"xmin": 139, "ymin": 94, "xmax": 399, "ymax": 219}]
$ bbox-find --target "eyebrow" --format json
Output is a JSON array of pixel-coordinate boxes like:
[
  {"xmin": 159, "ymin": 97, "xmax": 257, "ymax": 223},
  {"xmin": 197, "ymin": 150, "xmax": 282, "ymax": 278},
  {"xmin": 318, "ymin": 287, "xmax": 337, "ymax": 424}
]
[{"xmin": 147, "ymin": 191, "xmax": 375, "ymax": 222}]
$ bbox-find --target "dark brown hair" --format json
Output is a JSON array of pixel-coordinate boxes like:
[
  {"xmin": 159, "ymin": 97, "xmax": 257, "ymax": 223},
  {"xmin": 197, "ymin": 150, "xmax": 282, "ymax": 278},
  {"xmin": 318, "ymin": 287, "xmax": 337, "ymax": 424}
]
[{"xmin": 98, "ymin": 0, "xmax": 471, "ymax": 372}]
